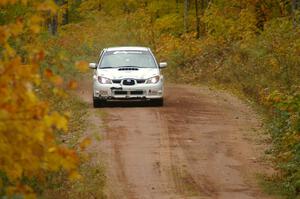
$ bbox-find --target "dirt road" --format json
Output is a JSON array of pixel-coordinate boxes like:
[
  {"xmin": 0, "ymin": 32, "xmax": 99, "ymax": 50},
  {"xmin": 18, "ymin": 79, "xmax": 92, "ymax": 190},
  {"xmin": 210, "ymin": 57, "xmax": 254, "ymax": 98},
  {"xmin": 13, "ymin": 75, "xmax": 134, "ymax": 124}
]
[{"xmin": 78, "ymin": 79, "xmax": 272, "ymax": 199}]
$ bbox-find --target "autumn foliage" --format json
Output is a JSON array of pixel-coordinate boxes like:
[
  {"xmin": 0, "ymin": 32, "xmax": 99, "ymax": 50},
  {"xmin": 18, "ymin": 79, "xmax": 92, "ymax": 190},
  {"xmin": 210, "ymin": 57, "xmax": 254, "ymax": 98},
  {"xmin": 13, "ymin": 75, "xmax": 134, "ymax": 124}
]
[
  {"xmin": 70, "ymin": 0, "xmax": 299, "ymax": 197},
  {"xmin": 0, "ymin": 0, "xmax": 80, "ymax": 197},
  {"xmin": 1, "ymin": 0, "xmax": 300, "ymax": 198}
]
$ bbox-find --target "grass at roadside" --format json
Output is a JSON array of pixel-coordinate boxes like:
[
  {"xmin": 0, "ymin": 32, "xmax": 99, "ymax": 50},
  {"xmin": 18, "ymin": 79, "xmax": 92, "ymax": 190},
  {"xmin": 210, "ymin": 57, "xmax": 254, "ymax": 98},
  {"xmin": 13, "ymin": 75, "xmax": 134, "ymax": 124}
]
[
  {"xmin": 38, "ymin": 21, "xmax": 109, "ymax": 197},
  {"xmin": 41, "ymin": 87, "xmax": 107, "ymax": 199},
  {"xmin": 39, "ymin": 6, "xmax": 298, "ymax": 198}
]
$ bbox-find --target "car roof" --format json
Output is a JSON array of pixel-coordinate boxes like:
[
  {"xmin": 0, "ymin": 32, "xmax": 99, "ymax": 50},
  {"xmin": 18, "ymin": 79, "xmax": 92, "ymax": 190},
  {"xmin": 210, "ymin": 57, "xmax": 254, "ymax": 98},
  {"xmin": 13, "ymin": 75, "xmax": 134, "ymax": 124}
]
[{"xmin": 105, "ymin": 46, "xmax": 149, "ymax": 52}]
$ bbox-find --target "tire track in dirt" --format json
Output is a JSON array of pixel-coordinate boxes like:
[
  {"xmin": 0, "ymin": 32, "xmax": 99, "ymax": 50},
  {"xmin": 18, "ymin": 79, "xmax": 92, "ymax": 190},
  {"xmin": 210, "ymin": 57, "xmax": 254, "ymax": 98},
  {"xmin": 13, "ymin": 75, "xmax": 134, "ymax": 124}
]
[{"xmin": 77, "ymin": 77, "xmax": 273, "ymax": 199}]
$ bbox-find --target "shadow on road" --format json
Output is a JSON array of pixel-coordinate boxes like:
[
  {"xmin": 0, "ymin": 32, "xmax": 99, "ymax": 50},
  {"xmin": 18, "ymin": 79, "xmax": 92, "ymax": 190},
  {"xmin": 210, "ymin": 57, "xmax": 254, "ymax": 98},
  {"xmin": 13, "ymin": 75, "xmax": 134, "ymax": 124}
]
[{"xmin": 93, "ymin": 101, "xmax": 163, "ymax": 108}]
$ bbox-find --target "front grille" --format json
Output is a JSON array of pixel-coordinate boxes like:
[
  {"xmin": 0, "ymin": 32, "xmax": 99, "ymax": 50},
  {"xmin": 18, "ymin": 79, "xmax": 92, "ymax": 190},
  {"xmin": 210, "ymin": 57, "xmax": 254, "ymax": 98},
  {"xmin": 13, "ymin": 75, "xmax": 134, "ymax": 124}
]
[
  {"xmin": 112, "ymin": 79, "xmax": 121, "ymax": 84},
  {"xmin": 122, "ymin": 79, "xmax": 135, "ymax": 86},
  {"xmin": 130, "ymin": 91, "xmax": 144, "ymax": 95},
  {"xmin": 114, "ymin": 79, "xmax": 145, "ymax": 84},
  {"xmin": 114, "ymin": 91, "xmax": 127, "ymax": 95},
  {"xmin": 113, "ymin": 90, "xmax": 144, "ymax": 96}
]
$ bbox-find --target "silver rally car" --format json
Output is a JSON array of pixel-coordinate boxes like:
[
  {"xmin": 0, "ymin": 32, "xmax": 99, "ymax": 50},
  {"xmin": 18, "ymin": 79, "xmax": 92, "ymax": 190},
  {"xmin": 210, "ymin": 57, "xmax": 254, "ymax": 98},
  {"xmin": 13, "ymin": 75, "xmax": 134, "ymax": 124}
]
[{"xmin": 89, "ymin": 47, "xmax": 167, "ymax": 107}]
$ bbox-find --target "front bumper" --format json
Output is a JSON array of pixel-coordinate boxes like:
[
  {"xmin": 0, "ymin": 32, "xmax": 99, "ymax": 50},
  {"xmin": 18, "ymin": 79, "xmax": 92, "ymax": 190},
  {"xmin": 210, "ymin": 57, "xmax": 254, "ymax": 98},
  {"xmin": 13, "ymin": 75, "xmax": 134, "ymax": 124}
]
[{"xmin": 93, "ymin": 81, "xmax": 164, "ymax": 100}]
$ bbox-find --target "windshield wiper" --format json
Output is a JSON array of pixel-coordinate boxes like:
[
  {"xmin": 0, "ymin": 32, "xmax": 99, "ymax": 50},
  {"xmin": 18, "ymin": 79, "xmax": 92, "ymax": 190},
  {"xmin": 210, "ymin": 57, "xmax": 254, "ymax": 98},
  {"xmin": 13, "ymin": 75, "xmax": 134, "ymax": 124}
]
[
  {"xmin": 100, "ymin": 66, "xmax": 144, "ymax": 69},
  {"xmin": 118, "ymin": 66, "xmax": 141, "ymax": 68},
  {"xmin": 100, "ymin": 66, "xmax": 114, "ymax": 69}
]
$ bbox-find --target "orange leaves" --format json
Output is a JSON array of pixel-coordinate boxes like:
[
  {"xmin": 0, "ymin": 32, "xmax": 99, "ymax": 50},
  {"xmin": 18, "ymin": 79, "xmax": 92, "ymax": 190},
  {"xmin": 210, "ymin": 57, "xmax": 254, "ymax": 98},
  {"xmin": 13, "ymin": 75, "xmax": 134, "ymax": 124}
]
[
  {"xmin": 67, "ymin": 79, "xmax": 78, "ymax": 90},
  {"xmin": 51, "ymin": 75, "xmax": 64, "ymax": 87},
  {"xmin": 79, "ymin": 137, "xmax": 91, "ymax": 151},
  {"xmin": 0, "ymin": 26, "xmax": 10, "ymax": 44},
  {"xmin": 9, "ymin": 19, "xmax": 24, "ymax": 37},
  {"xmin": 34, "ymin": 50, "xmax": 45, "ymax": 62},
  {"xmin": 0, "ymin": 0, "xmax": 18, "ymax": 6},
  {"xmin": 44, "ymin": 68, "xmax": 53, "ymax": 78},
  {"xmin": 75, "ymin": 60, "xmax": 89, "ymax": 73},
  {"xmin": 69, "ymin": 170, "xmax": 82, "ymax": 181},
  {"xmin": 44, "ymin": 65, "xmax": 85, "ymax": 90},
  {"xmin": 6, "ymin": 184, "xmax": 35, "ymax": 199},
  {"xmin": 0, "ymin": 0, "xmax": 80, "ymax": 197},
  {"xmin": 44, "ymin": 68, "xmax": 64, "ymax": 86}
]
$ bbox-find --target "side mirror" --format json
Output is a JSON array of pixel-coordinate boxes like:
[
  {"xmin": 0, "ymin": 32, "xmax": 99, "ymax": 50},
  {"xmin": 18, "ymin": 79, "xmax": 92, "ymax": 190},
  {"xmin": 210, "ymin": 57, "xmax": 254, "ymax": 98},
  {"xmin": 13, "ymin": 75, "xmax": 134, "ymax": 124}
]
[
  {"xmin": 89, "ymin": 63, "xmax": 97, "ymax": 69},
  {"xmin": 159, "ymin": 62, "xmax": 167, "ymax": 68}
]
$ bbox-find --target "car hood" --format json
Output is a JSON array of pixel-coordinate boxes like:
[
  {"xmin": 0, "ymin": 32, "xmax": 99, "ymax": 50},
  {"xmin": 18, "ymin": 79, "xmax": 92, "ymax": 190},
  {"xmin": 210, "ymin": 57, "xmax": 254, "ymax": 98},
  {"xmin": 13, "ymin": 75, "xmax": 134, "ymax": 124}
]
[{"xmin": 97, "ymin": 68, "xmax": 160, "ymax": 79}]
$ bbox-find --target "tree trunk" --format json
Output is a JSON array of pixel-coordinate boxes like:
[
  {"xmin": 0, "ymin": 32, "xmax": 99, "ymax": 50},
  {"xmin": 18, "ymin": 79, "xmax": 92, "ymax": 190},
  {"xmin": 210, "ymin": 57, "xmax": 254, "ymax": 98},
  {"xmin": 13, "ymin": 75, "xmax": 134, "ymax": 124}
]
[
  {"xmin": 201, "ymin": 0, "xmax": 206, "ymax": 35},
  {"xmin": 292, "ymin": 0, "xmax": 296, "ymax": 28},
  {"xmin": 49, "ymin": 0, "xmax": 59, "ymax": 35},
  {"xmin": 184, "ymin": 0, "xmax": 189, "ymax": 32},
  {"xmin": 51, "ymin": 14, "xmax": 58, "ymax": 35},
  {"xmin": 62, "ymin": 0, "xmax": 69, "ymax": 25},
  {"xmin": 98, "ymin": 0, "xmax": 102, "ymax": 11},
  {"xmin": 195, "ymin": 0, "xmax": 200, "ymax": 38}
]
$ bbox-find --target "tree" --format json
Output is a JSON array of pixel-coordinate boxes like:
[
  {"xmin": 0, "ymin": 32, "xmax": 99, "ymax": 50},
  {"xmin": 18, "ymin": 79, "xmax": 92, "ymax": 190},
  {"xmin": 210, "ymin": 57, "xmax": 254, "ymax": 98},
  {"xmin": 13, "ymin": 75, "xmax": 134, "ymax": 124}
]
[
  {"xmin": 184, "ymin": 0, "xmax": 189, "ymax": 32},
  {"xmin": 62, "ymin": 0, "xmax": 69, "ymax": 25},
  {"xmin": 50, "ymin": 0, "xmax": 59, "ymax": 35},
  {"xmin": 0, "ymin": 0, "xmax": 79, "ymax": 197},
  {"xmin": 195, "ymin": 0, "xmax": 200, "ymax": 38},
  {"xmin": 292, "ymin": 0, "xmax": 299, "ymax": 28}
]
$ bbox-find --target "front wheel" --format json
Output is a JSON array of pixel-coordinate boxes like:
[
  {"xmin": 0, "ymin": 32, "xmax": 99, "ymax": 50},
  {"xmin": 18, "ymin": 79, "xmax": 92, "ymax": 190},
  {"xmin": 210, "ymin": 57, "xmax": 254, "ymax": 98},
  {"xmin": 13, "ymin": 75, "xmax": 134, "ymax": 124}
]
[
  {"xmin": 93, "ymin": 97, "xmax": 103, "ymax": 108},
  {"xmin": 151, "ymin": 98, "xmax": 164, "ymax": 107}
]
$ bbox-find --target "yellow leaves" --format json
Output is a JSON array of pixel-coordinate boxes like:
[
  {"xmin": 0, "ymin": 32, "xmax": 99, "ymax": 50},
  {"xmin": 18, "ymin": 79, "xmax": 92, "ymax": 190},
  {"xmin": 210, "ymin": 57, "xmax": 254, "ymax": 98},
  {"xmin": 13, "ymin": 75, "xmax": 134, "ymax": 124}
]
[
  {"xmin": 44, "ymin": 112, "xmax": 68, "ymax": 132},
  {"xmin": 0, "ymin": 1, "xmax": 80, "ymax": 197},
  {"xmin": 204, "ymin": 4, "xmax": 257, "ymax": 43},
  {"xmin": 48, "ymin": 147, "xmax": 56, "ymax": 153},
  {"xmin": 51, "ymin": 75, "xmax": 64, "ymax": 86},
  {"xmin": 238, "ymin": 8, "xmax": 257, "ymax": 41},
  {"xmin": 37, "ymin": 0, "xmax": 58, "ymax": 14},
  {"xmin": 9, "ymin": 19, "xmax": 24, "ymax": 37},
  {"xmin": 269, "ymin": 57, "xmax": 280, "ymax": 72},
  {"xmin": 69, "ymin": 170, "xmax": 82, "ymax": 181},
  {"xmin": 79, "ymin": 137, "xmax": 91, "ymax": 151},
  {"xmin": 0, "ymin": 0, "xmax": 17, "ymax": 6},
  {"xmin": 75, "ymin": 60, "xmax": 89, "ymax": 73},
  {"xmin": 6, "ymin": 184, "xmax": 35, "ymax": 199},
  {"xmin": 0, "ymin": 26, "xmax": 10, "ymax": 44},
  {"xmin": 6, "ymin": 164, "xmax": 23, "ymax": 180},
  {"xmin": 3, "ymin": 43, "xmax": 16, "ymax": 57},
  {"xmin": 1, "ymin": 20, "xmax": 23, "ymax": 47},
  {"xmin": 52, "ymin": 87, "xmax": 68, "ymax": 98},
  {"xmin": 28, "ymin": 15, "xmax": 43, "ymax": 34},
  {"xmin": 26, "ymin": 90, "xmax": 38, "ymax": 103}
]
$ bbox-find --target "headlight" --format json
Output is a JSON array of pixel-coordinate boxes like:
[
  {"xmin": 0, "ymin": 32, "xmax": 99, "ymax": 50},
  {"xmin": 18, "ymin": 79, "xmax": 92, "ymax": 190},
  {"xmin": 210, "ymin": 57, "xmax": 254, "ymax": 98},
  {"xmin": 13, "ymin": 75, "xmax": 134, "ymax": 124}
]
[
  {"xmin": 146, "ymin": 75, "xmax": 160, "ymax": 84},
  {"xmin": 98, "ymin": 76, "xmax": 112, "ymax": 84}
]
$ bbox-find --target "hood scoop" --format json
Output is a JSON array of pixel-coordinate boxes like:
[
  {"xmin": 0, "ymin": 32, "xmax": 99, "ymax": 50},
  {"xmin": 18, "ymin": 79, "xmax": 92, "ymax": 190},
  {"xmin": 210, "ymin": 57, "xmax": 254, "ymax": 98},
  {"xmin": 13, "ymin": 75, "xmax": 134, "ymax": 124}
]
[{"xmin": 118, "ymin": 67, "xmax": 139, "ymax": 71}]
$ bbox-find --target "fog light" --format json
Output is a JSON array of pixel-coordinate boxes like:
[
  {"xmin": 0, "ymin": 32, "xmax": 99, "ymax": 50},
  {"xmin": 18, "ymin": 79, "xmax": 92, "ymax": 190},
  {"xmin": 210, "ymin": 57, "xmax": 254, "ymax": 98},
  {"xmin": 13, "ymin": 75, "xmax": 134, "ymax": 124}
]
[
  {"xmin": 149, "ymin": 90, "xmax": 158, "ymax": 95},
  {"xmin": 99, "ymin": 90, "xmax": 108, "ymax": 96}
]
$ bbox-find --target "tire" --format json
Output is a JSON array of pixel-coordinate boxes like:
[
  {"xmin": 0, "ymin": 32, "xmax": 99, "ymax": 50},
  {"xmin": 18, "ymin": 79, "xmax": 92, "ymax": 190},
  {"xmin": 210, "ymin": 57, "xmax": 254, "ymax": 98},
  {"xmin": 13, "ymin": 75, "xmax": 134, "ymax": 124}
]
[
  {"xmin": 151, "ymin": 98, "xmax": 164, "ymax": 107},
  {"xmin": 93, "ymin": 97, "xmax": 103, "ymax": 108}
]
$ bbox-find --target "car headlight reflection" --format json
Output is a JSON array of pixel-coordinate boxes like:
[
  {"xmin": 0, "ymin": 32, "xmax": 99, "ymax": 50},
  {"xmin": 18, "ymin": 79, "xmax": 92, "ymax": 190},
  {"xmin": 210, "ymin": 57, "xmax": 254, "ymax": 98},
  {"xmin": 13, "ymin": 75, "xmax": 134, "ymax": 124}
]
[
  {"xmin": 146, "ymin": 75, "xmax": 160, "ymax": 84},
  {"xmin": 98, "ymin": 76, "xmax": 112, "ymax": 84}
]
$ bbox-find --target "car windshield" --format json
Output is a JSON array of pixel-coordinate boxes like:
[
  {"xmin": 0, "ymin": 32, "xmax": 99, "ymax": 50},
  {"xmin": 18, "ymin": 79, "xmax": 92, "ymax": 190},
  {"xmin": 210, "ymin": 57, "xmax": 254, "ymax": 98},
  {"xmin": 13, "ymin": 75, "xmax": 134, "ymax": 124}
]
[{"xmin": 99, "ymin": 50, "xmax": 157, "ymax": 68}]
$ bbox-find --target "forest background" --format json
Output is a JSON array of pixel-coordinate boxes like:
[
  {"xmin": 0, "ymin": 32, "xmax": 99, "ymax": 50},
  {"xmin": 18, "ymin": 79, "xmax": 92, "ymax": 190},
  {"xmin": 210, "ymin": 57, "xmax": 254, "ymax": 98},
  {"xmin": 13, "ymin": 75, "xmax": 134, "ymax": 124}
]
[{"xmin": 1, "ymin": 0, "xmax": 300, "ymax": 198}]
